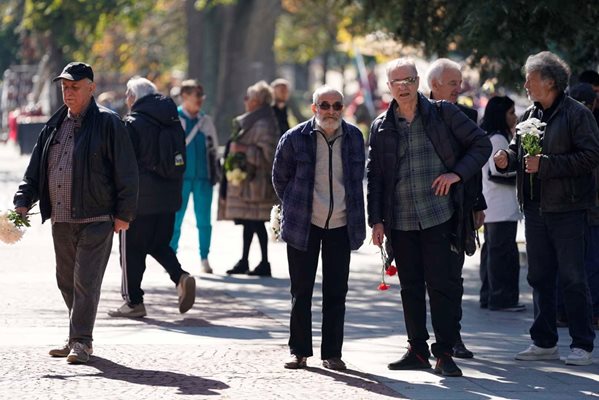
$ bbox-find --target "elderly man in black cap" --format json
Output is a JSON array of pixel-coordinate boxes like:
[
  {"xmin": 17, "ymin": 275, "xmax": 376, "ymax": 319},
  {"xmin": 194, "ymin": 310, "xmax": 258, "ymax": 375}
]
[{"xmin": 13, "ymin": 62, "xmax": 139, "ymax": 364}]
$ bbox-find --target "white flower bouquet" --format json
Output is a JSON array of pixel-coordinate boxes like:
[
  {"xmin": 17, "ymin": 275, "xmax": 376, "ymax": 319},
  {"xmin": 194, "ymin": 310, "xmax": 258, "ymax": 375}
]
[
  {"xmin": 269, "ymin": 204, "xmax": 281, "ymax": 241},
  {"xmin": 516, "ymin": 117, "xmax": 546, "ymax": 199},
  {"xmin": 0, "ymin": 209, "xmax": 30, "ymax": 244}
]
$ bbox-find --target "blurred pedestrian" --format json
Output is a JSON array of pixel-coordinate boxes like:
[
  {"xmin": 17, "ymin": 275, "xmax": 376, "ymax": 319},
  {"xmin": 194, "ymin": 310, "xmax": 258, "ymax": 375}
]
[
  {"xmin": 368, "ymin": 58, "xmax": 491, "ymax": 377},
  {"xmin": 494, "ymin": 51, "xmax": 599, "ymax": 366},
  {"xmin": 578, "ymin": 70, "xmax": 599, "ymax": 124},
  {"xmin": 107, "ymin": 77, "xmax": 196, "ymax": 319},
  {"xmin": 427, "ymin": 58, "xmax": 487, "ymax": 359},
  {"xmin": 271, "ymin": 78, "xmax": 290, "ymax": 136},
  {"xmin": 273, "ymin": 86, "xmax": 366, "ymax": 371},
  {"xmin": 13, "ymin": 62, "xmax": 139, "ymax": 364},
  {"xmin": 221, "ymin": 80, "xmax": 279, "ymax": 277},
  {"xmin": 169, "ymin": 80, "xmax": 219, "ymax": 274},
  {"xmin": 479, "ymin": 96, "xmax": 525, "ymax": 312}
]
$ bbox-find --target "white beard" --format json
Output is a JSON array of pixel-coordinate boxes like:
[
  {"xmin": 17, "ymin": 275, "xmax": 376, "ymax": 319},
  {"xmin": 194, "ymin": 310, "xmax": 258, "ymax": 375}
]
[{"xmin": 315, "ymin": 115, "xmax": 341, "ymax": 132}]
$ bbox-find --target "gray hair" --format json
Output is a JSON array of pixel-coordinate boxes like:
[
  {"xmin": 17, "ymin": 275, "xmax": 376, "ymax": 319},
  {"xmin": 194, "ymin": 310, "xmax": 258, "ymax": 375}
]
[
  {"xmin": 247, "ymin": 80, "xmax": 273, "ymax": 106},
  {"xmin": 386, "ymin": 58, "xmax": 418, "ymax": 80},
  {"xmin": 426, "ymin": 58, "xmax": 461, "ymax": 88},
  {"xmin": 524, "ymin": 51, "xmax": 571, "ymax": 93},
  {"xmin": 312, "ymin": 85, "xmax": 344, "ymax": 104},
  {"xmin": 271, "ymin": 78, "xmax": 290, "ymax": 89},
  {"xmin": 126, "ymin": 76, "xmax": 157, "ymax": 101}
]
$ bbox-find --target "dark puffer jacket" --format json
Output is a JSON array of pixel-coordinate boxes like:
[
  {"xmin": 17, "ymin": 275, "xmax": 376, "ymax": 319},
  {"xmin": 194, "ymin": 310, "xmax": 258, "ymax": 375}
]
[
  {"xmin": 124, "ymin": 93, "xmax": 184, "ymax": 215},
  {"xmin": 14, "ymin": 98, "xmax": 138, "ymax": 223},
  {"xmin": 503, "ymin": 95, "xmax": 599, "ymax": 213},
  {"xmin": 367, "ymin": 93, "xmax": 491, "ymax": 252}
]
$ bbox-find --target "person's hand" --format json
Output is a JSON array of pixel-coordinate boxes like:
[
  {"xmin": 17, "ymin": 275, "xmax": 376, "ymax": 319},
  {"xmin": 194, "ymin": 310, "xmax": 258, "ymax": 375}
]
[
  {"xmin": 15, "ymin": 206, "xmax": 29, "ymax": 219},
  {"xmin": 473, "ymin": 210, "xmax": 485, "ymax": 230},
  {"xmin": 230, "ymin": 142, "xmax": 247, "ymax": 153},
  {"xmin": 431, "ymin": 172, "xmax": 461, "ymax": 196},
  {"xmin": 493, "ymin": 150, "xmax": 508, "ymax": 169},
  {"xmin": 524, "ymin": 154, "xmax": 541, "ymax": 173},
  {"xmin": 114, "ymin": 218, "xmax": 130, "ymax": 233},
  {"xmin": 372, "ymin": 223, "xmax": 385, "ymax": 246}
]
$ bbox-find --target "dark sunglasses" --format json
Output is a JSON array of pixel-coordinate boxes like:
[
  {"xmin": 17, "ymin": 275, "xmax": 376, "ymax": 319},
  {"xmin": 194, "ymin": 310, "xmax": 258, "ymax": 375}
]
[{"xmin": 317, "ymin": 101, "xmax": 343, "ymax": 111}]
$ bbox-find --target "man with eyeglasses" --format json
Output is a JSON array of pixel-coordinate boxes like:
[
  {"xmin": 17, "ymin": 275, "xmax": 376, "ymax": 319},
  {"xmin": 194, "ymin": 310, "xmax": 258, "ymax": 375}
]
[
  {"xmin": 273, "ymin": 86, "xmax": 366, "ymax": 371},
  {"xmin": 427, "ymin": 59, "xmax": 494, "ymax": 361},
  {"xmin": 367, "ymin": 58, "xmax": 491, "ymax": 376}
]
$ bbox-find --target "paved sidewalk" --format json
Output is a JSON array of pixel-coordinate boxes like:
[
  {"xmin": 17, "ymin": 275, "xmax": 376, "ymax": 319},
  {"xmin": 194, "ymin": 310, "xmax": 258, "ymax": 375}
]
[{"xmin": 0, "ymin": 142, "xmax": 597, "ymax": 399}]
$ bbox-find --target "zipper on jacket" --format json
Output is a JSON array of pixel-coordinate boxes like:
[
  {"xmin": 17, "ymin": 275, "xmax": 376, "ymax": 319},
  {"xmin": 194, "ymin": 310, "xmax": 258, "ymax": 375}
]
[{"xmin": 319, "ymin": 131, "xmax": 340, "ymax": 229}]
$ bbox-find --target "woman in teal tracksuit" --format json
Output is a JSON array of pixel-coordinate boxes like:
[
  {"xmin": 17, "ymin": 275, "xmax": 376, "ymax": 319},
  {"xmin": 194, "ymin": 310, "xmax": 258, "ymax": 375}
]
[{"xmin": 170, "ymin": 80, "xmax": 219, "ymax": 273}]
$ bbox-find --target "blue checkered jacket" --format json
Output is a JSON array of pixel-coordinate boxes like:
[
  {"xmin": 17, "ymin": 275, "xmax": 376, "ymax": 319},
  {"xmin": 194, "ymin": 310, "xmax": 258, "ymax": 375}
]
[{"xmin": 272, "ymin": 118, "xmax": 366, "ymax": 252}]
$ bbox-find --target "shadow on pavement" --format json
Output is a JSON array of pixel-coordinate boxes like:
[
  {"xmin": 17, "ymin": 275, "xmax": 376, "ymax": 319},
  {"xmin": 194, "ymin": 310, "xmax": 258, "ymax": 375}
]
[
  {"xmin": 42, "ymin": 356, "xmax": 229, "ymax": 396},
  {"xmin": 305, "ymin": 367, "xmax": 406, "ymax": 398}
]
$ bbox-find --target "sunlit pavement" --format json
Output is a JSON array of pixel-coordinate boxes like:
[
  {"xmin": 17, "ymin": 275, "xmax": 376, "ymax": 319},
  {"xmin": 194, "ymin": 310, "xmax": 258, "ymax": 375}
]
[{"xmin": 0, "ymin": 142, "xmax": 597, "ymax": 399}]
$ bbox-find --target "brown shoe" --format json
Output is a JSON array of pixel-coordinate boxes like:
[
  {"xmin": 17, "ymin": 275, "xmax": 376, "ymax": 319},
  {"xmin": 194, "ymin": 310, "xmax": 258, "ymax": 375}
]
[
  {"xmin": 177, "ymin": 273, "xmax": 196, "ymax": 314},
  {"xmin": 284, "ymin": 355, "xmax": 307, "ymax": 369},
  {"xmin": 49, "ymin": 340, "xmax": 71, "ymax": 357},
  {"xmin": 322, "ymin": 357, "xmax": 347, "ymax": 370}
]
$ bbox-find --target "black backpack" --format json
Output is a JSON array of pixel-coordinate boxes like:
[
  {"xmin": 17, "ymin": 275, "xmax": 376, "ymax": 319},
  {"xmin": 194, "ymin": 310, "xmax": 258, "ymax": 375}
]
[{"xmin": 133, "ymin": 111, "xmax": 186, "ymax": 180}]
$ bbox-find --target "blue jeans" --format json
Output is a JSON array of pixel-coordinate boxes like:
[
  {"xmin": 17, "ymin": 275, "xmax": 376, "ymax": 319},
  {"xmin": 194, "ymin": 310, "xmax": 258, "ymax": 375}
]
[
  {"xmin": 170, "ymin": 178, "xmax": 213, "ymax": 259},
  {"xmin": 524, "ymin": 206, "xmax": 595, "ymax": 352}
]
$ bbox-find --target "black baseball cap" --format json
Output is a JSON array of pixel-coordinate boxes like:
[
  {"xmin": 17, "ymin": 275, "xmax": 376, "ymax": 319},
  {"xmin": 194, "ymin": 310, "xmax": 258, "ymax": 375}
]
[{"xmin": 52, "ymin": 62, "xmax": 94, "ymax": 82}]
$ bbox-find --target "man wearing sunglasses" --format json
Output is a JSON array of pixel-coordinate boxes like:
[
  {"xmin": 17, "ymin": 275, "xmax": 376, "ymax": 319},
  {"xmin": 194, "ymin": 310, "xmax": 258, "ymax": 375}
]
[
  {"xmin": 367, "ymin": 58, "xmax": 491, "ymax": 377},
  {"xmin": 273, "ymin": 86, "xmax": 366, "ymax": 371}
]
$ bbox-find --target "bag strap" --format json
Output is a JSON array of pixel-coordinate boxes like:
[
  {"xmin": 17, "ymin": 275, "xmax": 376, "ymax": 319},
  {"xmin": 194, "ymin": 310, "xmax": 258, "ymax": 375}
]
[{"xmin": 184, "ymin": 116, "xmax": 204, "ymax": 146}]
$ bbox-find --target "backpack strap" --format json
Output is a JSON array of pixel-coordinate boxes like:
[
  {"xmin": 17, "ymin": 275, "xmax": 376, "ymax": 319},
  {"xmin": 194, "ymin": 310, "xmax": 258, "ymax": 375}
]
[{"xmin": 184, "ymin": 116, "xmax": 204, "ymax": 146}]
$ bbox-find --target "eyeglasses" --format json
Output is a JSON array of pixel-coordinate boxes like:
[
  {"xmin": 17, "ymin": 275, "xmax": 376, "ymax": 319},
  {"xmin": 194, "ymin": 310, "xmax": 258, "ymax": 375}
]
[
  {"xmin": 317, "ymin": 101, "xmax": 343, "ymax": 111},
  {"xmin": 389, "ymin": 76, "xmax": 419, "ymax": 87}
]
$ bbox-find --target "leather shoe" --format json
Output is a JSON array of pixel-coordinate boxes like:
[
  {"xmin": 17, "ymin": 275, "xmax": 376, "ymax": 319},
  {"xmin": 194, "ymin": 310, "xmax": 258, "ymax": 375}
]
[
  {"xmin": 226, "ymin": 260, "xmax": 249, "ymax": 275},
  {"xmin": 434, "ymin": 353, "xmax": 463, "ymax": 377},
  {"xmin": 388, "ymin": 349, "xmax": 431, "ymax": 370},
  {"xmin": 247, "ymin": 261, "xmax": 271, "ymax": 277},
  {"xmin": 452, "ymin": 341, "xmax": 474, "ymax": 359},
  {"xmin": 284, "ymin": 355, "xmax": 307, "ymax": 369},
  {"xmin": 322, "ymin": 357, "xmax": 346, "ymax": 370}
]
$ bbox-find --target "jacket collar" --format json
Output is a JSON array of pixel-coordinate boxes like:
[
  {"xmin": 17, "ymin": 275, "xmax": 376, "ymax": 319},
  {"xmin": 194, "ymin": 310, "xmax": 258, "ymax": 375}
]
[
  {"xmin": 46, "ymin": 97, "xmax": 99, "ymax": 128},
  {"xmin": 379, "ymin": 92, "xmax": 433, "ymax": 131}
]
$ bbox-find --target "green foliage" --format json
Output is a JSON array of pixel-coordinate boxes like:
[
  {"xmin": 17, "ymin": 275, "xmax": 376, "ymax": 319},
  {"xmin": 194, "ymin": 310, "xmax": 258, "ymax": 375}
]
[
  {"xmin": 356, "ymin": 0, "xmax": 599, "ymax": 87},
  {"xmin": 0, "ymin": 2, "xmax": 22, "ymax": 73}
]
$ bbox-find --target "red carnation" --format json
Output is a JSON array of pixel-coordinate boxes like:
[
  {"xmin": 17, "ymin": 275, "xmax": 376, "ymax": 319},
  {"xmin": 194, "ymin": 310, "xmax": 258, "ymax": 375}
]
[
  {"xmin": 385, "ymin": 265, "xmax": 397, "ymax": 276},
  {"xmin": 378, "ymin": 282, "xmax": 390, "ymax": 291}
]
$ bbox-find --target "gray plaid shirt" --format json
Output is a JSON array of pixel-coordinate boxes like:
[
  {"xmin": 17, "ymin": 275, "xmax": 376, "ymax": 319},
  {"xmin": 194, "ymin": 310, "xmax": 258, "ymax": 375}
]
[
  {"xmin": 392, "ymin": 109, "xmax": 454, "ymax": 231},
  {"xmin": 47, "ymin": 107, "xmax": 111, "ymax": 224}
]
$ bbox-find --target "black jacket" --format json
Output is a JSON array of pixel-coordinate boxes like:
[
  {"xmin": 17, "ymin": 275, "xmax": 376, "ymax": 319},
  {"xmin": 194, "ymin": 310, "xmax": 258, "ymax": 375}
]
[
  {"xmin": 503, "ymin": 94, "xmax": 599, "ymax": 212},
  {"xmin": 367, "ymin": 93, "xmax": 491, "ymax": 252},
  {"xmin": 14, "ymin": 98, "xmax": 139, "ymax": 223},
  {"xmin": 124, "ymin": 93, "xmax": 183, "ymax": 215}
]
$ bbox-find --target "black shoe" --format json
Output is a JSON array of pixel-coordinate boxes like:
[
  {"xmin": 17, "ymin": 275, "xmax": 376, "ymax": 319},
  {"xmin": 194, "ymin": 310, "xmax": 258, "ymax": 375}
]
[
  {"xmin": 489, "ymin": 303, "xmax": 526, "ymax": 312},
  {"xmin": 452, "ymin": 341, "xmax": 474, "ymax": 359},
  {"xmin": 226, "ymin": 260, "xmax": 249, "ymax": 275},
  {"xmin": 388, "ymin": 349, "xmax": 431, "ymax": 370},
  {"xmin": 434, "ymin": 353, "xmax": 463, "ymax": 377},
  {"xmin": 247, "ymin": 261, "xmax": 271, "ymax": 277}
]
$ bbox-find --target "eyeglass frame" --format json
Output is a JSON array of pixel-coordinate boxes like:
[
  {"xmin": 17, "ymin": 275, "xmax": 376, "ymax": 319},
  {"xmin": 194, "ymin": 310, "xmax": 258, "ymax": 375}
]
[
  {"xmin": 388, "ymin": 76, "xmax": 419, "ymax": 87},
  {"xmin": 316, "ymin": 101, "xmax": 344, "ymax": 111}
]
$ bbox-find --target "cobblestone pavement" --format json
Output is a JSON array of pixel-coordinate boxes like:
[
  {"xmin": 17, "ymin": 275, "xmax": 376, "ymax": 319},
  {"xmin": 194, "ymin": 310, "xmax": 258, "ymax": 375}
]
[{"xmin": 0, "ymin": 142, "xmax": 598, "ymax": 399}]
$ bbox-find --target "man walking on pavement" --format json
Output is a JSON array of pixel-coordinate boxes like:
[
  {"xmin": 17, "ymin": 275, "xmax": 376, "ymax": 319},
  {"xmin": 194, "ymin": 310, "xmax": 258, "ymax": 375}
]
[
  {"xmin": 494, "ymin": 51, "xmax": 599, "ymax": 366},
  {"xmin": 13, "ymin": 62, "xmax": 139, "ymax": 364},
  {"xmin": 427, "ymin": 58, "xmax": 494, "ymax": 360},
  {"xmin": 107, "ymin": 77, "xmax": 196, "ymax": 319},
  {"xmin": 271, "ymin": 78, "xmax": 291, "ymax": 136},
  {"xmin": 368, "ymin": 58, "xmax": 491, "ymax": 377},
  {"xmin": 273, "ymin": 86, "xmax": 366, "ymax": 371}
]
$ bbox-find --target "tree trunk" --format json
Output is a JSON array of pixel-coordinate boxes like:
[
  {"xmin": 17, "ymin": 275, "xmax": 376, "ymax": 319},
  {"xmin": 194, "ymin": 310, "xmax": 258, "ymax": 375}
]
[{"xmin": 186, "ymin": 0, "xmax": 281, "ymax": 143}]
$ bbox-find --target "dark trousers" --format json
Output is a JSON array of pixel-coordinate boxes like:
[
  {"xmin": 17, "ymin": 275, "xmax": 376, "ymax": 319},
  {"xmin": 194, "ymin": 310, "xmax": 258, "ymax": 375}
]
[
  {"xmin": 479, "ymin": 221, "xmax": 521, "ymax": 308},
  {"xmin": 287, "ymin": 225, "xmax": 350, "ymax": 360},
  {"xmin": 119, "ymin": 213, "xmax": 188, "ymax": 305},
  {"xmin": 52, "ymin": 221, "xmax": 114, "ymax": 346},
  {"xmin": 391, "ymin": 219, "xmax": 462, "ymax": 357},
  {"xmin": 557, "ymin": 224, "xmax": 599, "ymax": 319},
  {"xmin": 524, "ymin": 206, "xmax": 595, "ymax": 352}
]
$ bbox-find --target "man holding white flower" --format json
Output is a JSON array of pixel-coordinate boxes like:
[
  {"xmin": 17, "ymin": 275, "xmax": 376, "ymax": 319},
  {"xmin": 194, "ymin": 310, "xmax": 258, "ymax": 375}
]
[
  {"xmin": 494, "ymin": 51, "xmax": 599, "ymax": 366},
  {"xmin": 272, "ymin": 86, "xmax": 365, "ymax": 370}
]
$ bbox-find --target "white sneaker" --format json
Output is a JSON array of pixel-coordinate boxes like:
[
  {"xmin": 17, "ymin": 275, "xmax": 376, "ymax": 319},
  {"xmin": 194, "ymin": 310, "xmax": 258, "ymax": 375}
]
[
  {"xmin": 107, "ymin": 302, "xmax": 147, "ymax": 318},
  {"xmin": 565, "ymin": 348, "xmax": 592, "ymax": 366},
  {"xmin": 201, "ymin": 259, "xmax": 213, "ymax": 274},
  {"xmin": 66, "ymin": 342, "xmax": 93, "ymax": 364},
  {"xmin": 515, "ymin": 344, "xmax": 559, "ymax": 360},
  {"xmin": 177, "ymin": 273, "xmax": 196, "ymax": 314}
]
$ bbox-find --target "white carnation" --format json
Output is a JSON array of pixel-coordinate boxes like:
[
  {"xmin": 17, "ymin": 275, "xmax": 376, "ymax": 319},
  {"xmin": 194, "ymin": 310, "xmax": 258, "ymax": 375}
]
[{"xmin": 0, "ymin": 211, "xmax": 25, "ymax": 244}]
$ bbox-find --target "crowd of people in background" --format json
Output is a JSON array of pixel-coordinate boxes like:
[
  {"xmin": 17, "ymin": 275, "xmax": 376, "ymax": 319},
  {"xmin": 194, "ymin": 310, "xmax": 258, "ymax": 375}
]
[{"xmin": 11, "ymin": 51, "xmax": 599, "ymax": 374}]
